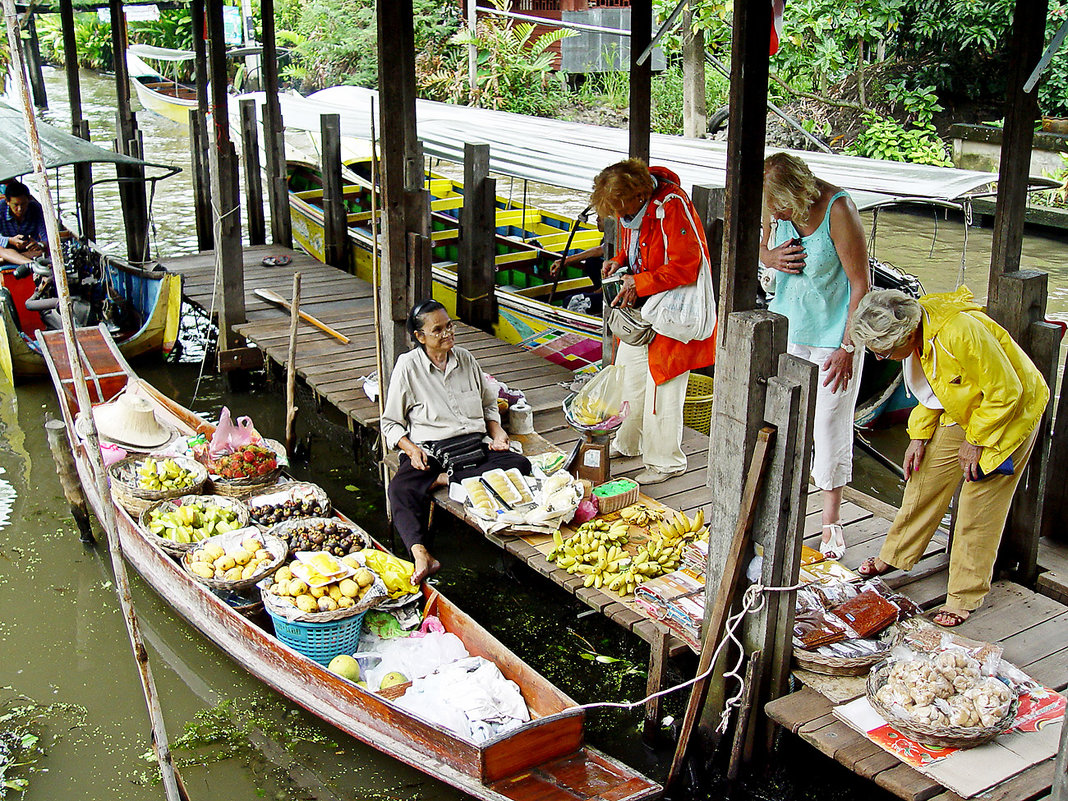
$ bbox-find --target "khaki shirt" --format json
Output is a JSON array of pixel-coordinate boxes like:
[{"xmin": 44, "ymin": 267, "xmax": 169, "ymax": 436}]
[{"xmin": 381, "ymin": 345, "xmax": 500, "ymax": 451}]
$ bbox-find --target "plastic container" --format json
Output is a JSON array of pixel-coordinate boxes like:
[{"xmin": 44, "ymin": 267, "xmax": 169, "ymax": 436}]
[
  {"xmin": 267, "ymin": 609, "xmax": 367, "ymax": 666},
  {"xmin": 683, "ymin": 373, "xmax": 715, "ymax": 435}
]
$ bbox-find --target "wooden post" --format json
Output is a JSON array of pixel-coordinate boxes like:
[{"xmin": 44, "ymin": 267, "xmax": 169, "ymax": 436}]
[
  {"xmin": 377, "ymin": 0, "xmax": 431, "ymax": 381},
  {"xmin": 109, "ymin": 0, "xmax": 150, "ymax": 262},
  {"xmin": 45, "ymin": 418, "xmax": 93, "ymax": 542},
  {"xmin": 642, "ymin": 627, "xmax": 669, "ymax": 741},
  {"xmin": 716, "ymin": 0, "xmax": 770, "ymax": 347},
  {"xmin": 682, "ymin": 7, "xmax": 706, "ymax": 139},
  {"xmin": 1053, "ymin": 703, "xmax": 1068, "ymax": 801},
  {"xmin": 628, "ymin": 0, "xmax": 652, "ymax": 162},
  {"xmin": 691, "ymin": 185, "xmax": 725, "ymax": 291},
  {"xmin": 321, "ymin": 113, "xmax": 348, "ymax": 270},
  {"xmin": 206, "ymin": 0, "xmax": 246, "ymax": 361},
  {"xmin": 60, "ymin": 0, "xmax": 95, "ymax": 240},
  {"xmin": 22, "ymin": 11, "xmax": 47, "ymax": 108},
  {"xmin": 285, "ymin": 273, "xmax": 301, "ymax": 455},
  {"xmin": 987, "ymin": 0, "xmax": 1048, "ymax": 312},
  {"xmin": 239, "ymin": 99, "xmax": 266, "ymax": 247},
  {"xmin": 188, "ymin": 109, "xmax": 214, "ymax": 251},
  {"xmin": 259, "ymin": 0, "xmax": 291, "ymax": 248},
  {"xmin": 191, "ymin": 0, "xmax": 208, "ymax": 119},
  {"xmin": 457, "ymin": 142, "xmax": 497, "ymax": 330}
]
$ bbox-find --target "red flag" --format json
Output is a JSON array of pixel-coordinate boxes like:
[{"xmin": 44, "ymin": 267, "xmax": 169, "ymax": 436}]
[{"xmin": 770, "ymin": 0, "xmax": 785, "ymax": 55}]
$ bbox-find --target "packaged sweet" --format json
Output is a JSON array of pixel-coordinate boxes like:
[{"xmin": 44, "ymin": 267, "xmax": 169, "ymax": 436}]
[
  {"xmin": 793, "ymin": 609, "xmax": 849, "ymax": 649},
  {"xmin": 504, "ymin": 468, "xmax": 535, "ymax": 506},
  {"xmin": 481, "ymin": 469, "xmax": 523, "ymax": 506},
  {"xmin": 799, "ymin": 545, "xmax": 825, "ymax": 566},
  {"xmin": 813, "ymin": 580, "xmax": 859, "ymax": 608},
  {"xmin": 828, "ymin": 589, "xmax": 900, "ymax": 639},
  {"xmin": 800, "ymin": 560, "xmax": 859, "ymax": 585}
]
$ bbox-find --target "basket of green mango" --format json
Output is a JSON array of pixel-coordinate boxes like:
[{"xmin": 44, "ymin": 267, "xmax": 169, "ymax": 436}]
[
  {"xmin": 140, "ymin": 495, "xmax": 250, "ymax": 555},
  {"xmin": 109, "ymin": 455, "xmax": 209, "ymax": 516}
]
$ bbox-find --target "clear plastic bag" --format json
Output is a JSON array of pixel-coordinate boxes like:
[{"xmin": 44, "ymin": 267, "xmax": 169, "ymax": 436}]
[
  {"xmin": 210, "ymin": 407, "xmax": 262, "ymax": 455},
  {"xmin": 567, "ymin": 364, "xmax": 626, "ymax": 428}
]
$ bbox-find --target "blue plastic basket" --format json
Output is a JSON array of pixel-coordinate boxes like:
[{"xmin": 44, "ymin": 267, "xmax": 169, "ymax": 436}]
[{"xmin": 266, "ymin": 609, "xmax": 367, "ymax": 666}]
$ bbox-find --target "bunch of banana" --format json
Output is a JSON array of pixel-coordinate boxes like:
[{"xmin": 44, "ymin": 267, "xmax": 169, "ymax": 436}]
[
  {"xmin": 656, "ymin": 508, "xmax": 709, "ymax": 545},
  {"xmin": 547, "ymin": 521, "xmax": 637, "ymax": 590},
  {"xmin": 618, "ymin": 503, "xmax": 663, "ymax": 527},
  {"xmin": 638, "ymin": 537, "xmax": 685, "ymax": 574},
  {"xmin": 569, "ymin": 396, "xmax": 611, "ymax": 427}
]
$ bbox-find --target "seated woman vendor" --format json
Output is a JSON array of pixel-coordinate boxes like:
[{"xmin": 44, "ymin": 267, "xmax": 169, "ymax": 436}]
[{"xmin": 381, "ymin": 300, "xmax": 531, "ymax": 584}]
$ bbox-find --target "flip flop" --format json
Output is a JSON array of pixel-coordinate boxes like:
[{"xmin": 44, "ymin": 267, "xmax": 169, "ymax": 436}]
[
  {"xmin": 932, "ymin": 609, "xmax": 969, "ymax": 628},
  {"xmin": 261, "ymin": 255, "xmax": 292, "ymax": 267},
  {"xmin": 857, "ymin": 556, "xmax": 893, "ymax": 578}
]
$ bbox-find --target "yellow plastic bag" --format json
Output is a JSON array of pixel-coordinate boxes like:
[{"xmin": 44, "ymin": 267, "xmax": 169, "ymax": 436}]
[{"xmin": 361, "ymin": 549, "xmax": 416, "ymax": 597}]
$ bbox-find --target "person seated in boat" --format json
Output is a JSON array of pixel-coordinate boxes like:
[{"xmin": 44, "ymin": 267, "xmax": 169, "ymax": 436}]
[
  {"xmin": 381, "ymin": 299, "xmax": 531, "ymax": 584},
  {"xmin": 550, "ymin": 217, "xmax": 605, "ymax": 312},
  {"xmin": 592, "ymin": 158, "xmax": 716, "ymax": 485},
  {"xmin": 0, "ymin": 179, "xmax": 47, "ymax": 266},
  {"xmin": 760, "ymin": 153, "xmax": 870, "ymax": 561},
  {"xmin": 849, "ymin": 287, "xmax": 1048, "ymax": 628}
]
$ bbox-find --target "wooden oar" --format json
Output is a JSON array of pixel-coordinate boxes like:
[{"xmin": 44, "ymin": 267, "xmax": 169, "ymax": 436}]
[
  {"xmin": 665, "ymin": 426, "xmax": 776, "ymax": 789},
  {"xmin": 254, "ymin": 288, "xmax": 350, "ymax": 344}
]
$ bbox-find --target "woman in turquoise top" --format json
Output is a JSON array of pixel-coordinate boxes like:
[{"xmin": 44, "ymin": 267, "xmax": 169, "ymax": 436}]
[{"xmin": 760, "ymin": 153, "xmax": 870, "ymax": 561}]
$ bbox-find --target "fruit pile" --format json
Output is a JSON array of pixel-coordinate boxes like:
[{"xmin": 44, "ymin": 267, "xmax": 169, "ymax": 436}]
[
  {"xmin": 547, "ymin": 507, "xmax": 710, "ymax": 597},
  {"xmin": 280, "ymin": 520, "xmax": 366, "ymax": 557},
  {"xmin": 248, "ymin": 493, "xmax": 328, "ymax": 525},
  {"xmin": 136, "ymin": 458, "xmax": 198, "ymax": 492},
  {"xmin": 264, "ymin": 554, "xmax": 377, "ymax": 614},
  {"xmin": 146, "ymin": 500, "xmax": 242, "ymax": 544},
  {"xmin": 212, "ymin": 444, "xmax": 277, "ymax": 480},
  {"xmin": 326, "ymin": 654, "xmax": 407, "ymax": 692},
  {"xmin": 185, "ymin": 536, "xmax": 276, "ymax": 582}
]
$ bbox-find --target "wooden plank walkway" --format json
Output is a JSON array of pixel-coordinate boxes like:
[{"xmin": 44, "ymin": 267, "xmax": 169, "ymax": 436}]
[{"xmin": 166, "ymin": 245, "xmax": 1067, "ymax": 799}]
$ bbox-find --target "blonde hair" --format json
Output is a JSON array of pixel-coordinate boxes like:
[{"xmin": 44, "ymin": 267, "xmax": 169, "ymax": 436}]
[
  {"xmin": 591, "ymin": 159, "xmax": 656, "ymax": 219},
  {"xmin": 851, "ymin": 289, "xmax": 922, "ymax": 353},
  {"xmin": 763, "ymin": 152, "xmax": 820, "ymax": 226}
]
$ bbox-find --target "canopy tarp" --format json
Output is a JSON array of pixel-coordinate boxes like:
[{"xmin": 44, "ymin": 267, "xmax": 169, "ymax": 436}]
[
  {"xmin": 253, "ymin": 85, "xmax": 1056, "ymax": 212},
  {"xmin": 0, "ymin": 103, "xmax": 179, "ymax": 184}
]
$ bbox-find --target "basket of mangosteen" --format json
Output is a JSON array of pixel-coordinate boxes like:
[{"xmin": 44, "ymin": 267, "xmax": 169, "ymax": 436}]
[
  {"xmin": 268, "ymin": 517, "xmax": 372, "ymax": 558},
  {"xmin": 244, "ymin": 481, "xmax": 332, "ymax": 526}
]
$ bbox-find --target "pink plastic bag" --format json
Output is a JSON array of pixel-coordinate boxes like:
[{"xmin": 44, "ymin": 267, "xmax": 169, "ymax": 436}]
[
  {"xmin": 409, "ymin": 615, "xmax": 446, "ymax": 638},
  {"xmin": 210, "ymin": 407, "xmax": 261, "ymax": 455}
]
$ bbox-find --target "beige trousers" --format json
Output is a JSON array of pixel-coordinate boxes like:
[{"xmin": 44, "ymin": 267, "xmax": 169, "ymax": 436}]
[
  {"xmin": 612, "ymin": 341, "xmax": 688, "ymax": 472},
  {"xmin": 880, "ymin": 423, "xmax": 1039, "ymax": 612}
]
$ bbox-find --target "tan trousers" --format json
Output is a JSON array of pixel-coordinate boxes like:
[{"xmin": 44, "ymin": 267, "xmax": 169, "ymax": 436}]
[
  {"xmin": 880, "ymin": 423, "xmax": 1038, "ymax": 612},
  {"xmin": 613, "ymin": 341, "xmax": 688, "ymax": 472}
]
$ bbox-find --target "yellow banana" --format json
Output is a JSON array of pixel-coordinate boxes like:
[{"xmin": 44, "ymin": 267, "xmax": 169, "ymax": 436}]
[{"xmin": 690, "ymin": 509, "xmax": 704, "ymax": 532}]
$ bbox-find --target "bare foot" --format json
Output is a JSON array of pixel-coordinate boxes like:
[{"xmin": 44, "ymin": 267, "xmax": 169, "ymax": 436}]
[
  {"xmin": 411, "ymin": 544, "xmax": 441, "ymax": 585},
  {"xmin": 430, "ymin": 472, "xmax": 449, "ymax": 491}
]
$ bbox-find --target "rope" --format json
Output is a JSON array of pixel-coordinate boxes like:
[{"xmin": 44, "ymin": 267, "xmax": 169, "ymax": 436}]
[
  {"xmin": 956, "ymin": 199, "xmax": 972, "ymax": 289},
  {"xmin": 575, "ymin": 581, "xmax": 805, "ymax": 734}
]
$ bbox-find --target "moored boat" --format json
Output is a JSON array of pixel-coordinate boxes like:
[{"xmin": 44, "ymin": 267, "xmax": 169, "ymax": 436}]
[
  {"xmin": 39, "ymin": 325, "xmax": 662, "ymax": 801},
  {"xmin": 126, "ymin": 47, "xmax": 198, "ymax": 126}
]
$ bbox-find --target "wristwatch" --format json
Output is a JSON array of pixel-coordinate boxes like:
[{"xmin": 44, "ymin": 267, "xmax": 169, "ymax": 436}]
[{"xmin": 840, "ymin": 342, "xmax": 856, "ymax": 354}]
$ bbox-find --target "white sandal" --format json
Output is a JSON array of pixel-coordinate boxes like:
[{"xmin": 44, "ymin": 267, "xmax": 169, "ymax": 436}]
[{"xmin": 820, "ymin": 523, "xmax": 846, "ymax": 561}]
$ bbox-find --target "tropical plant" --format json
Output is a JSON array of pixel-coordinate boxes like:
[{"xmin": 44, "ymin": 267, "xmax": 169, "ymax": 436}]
[
  {"xmin": 847, "ymin": 112, "xmax": 952, "ymax": 166},
  {"xmin": 1031, "ymin": 153, "xmax": 1068, "ymax": 209}
]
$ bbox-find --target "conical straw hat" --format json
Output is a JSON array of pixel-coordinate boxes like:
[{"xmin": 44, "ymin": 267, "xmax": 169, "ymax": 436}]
[{"xmin": 90, "ymin": 392, "xmax": 176, "ymax": 450}]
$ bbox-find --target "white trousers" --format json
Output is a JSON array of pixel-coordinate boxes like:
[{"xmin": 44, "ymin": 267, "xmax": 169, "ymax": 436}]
[
  {"xmin": 788, "ymin": 343, "xmax": 864, "ymax": 491},
  {"xmin": 612, "ymin": 341, "xmax": 688, "ymax": 472}
]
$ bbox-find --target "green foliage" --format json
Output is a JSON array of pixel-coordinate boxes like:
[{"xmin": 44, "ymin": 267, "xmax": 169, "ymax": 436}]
[
  {"xmin": 1031, "ymin": 153, "xmax": 1068, "ymax": 210},
  {"xmin": 881, "ymin": 80, "xmax": 943, "ymax": 126},
  {"xmin": 37, "ymin": 8, "xmax": 192, "ymax": 74},
  {"xmin": 649, "ymin": 63, "xmax": 730, "ymax": 135},
  {"xmin": 847, "ymin": 112, "xmax": 952, "ymax": 166}
]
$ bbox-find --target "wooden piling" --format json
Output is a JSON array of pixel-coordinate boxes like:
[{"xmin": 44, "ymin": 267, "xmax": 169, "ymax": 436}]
[
  {"xmin": 239, "ymin": 98, "xmax": 266, "ymax": 247},
  {"xmin": 259, "ymin": 0, "xmax": 291, "ymax": 248},
  {"xmin": 628, "ymin": 0, "xmax": 652, "ymax": 162},
  {"xmin": 45, "ymin": 418, "xmax": 93, "ymax": 542},
  {"xmin": 285, "ymin": 273, "xmax": 301, "ymax": 455},
  {"xmin": 22, "ymin": 11, "xmax": 47, "ymax": 109},
  {"xmin": 188, "ymin": 109, "xmax": 214, "ymax": 252},
  {"xmin": 1053, "ymin": 704, "xmax": 1068, "ymax": 800},
  {"xmin": 191, "ymin": 0, "xmax": 208, "ymax": 118},
  {"xmin": 457, "ymin": 142, "xmax": 497, "ymax": 331},
  {"xmin": 60, "ymin": 0, "xmax": 95, "ymax": 240},
  {"xmin": 321, "ymin": 113, "xmax": 348, "ymax": 270}
]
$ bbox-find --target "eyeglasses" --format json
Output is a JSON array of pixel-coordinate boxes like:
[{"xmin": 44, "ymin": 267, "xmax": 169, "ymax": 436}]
[{"xmin": 420, "ymin": 320, "xmax": 454, "ymax": 339}]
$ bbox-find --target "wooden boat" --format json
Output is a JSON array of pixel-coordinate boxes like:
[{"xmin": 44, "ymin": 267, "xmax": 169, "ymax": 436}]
[
  {"xmin": 126, "ymin": 48, "xmax": 197, "ymax": 126},
  {"xmin": 287, "ymin": 158, "xmax": 607, "ymax": 373},
  {"xmin": 0, "ymin": 245, "xmax": 181, "ymax": 383},
  {"xmin": 39, "ymin": 325, "xmax": 662, "ymax": 801}
]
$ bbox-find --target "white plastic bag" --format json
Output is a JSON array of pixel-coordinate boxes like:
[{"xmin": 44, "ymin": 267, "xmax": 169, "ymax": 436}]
[
  {"xmin": 567, "ymin": 364, "xmax": 626, "ymax": 427},
  {"xmin": 641, "ymin": 258, "xmax": 717, "ymax": 343}
]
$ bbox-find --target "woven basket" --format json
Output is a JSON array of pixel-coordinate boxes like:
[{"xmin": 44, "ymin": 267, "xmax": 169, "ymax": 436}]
[
  {"xmin": 866, "ymin": 660, "xmax": 1020, "ymax": 749},
  {"xmin": 244, "ymin": 481, "xmax": 332, "ymax": 526},
  {"xmin": 793, "ymin": 643, "xmax": 890, "ymax": 677},
  {"xmin": 592, "ymin": 479, "xmax": 640, "ymax": 514},
  {"xmin": 180, "ymin": 528, "xmax": 287, "ymax": 591},
  {"xmin": 208, "ymin": 438, "xmax": 285, "ymax": 497},
  {"xmin": 683, "ymin": 372, "xmax": 715, "ymax": 435},
  {"xmin": 109, "ymin": 456, "xmax": 208, "ymax": 517},
  {"xmin": 139, "ymin": 495, "xmax": 251, "ymax": 555},
  {"xmin": 260, "ymin": 576, "xmax": 385, "ymax": 623}
]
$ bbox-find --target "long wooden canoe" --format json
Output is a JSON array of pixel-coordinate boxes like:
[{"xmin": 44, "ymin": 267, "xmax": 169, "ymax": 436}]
[
  {"xmin": 39, "ymin": 325, "xmax": 662, "ymax": 801},
  {"xmin": 126, "ymin": 50, "xmax": 197, "ymax": 126}
]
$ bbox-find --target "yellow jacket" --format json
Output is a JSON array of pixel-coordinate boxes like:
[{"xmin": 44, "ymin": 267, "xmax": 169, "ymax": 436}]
[{"xmin": 906, "ymin": 286, "xmax": 1049, "ymax": 473}]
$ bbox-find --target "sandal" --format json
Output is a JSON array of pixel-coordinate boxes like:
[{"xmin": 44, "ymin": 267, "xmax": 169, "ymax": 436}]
[
  {"xmin": 261, "ymin": 255, "xmax": 292, "ymax": 267},
  {"xmin": 932, "ymin": 609, "xmax": 969, "ymax": 628},
  {"xmin": 819, "ymin": 523, "xmax": 846, "ymax": 561},
  {"xmin": 857, "ymin": 557, "xmax": 893, "ymax": 578}
]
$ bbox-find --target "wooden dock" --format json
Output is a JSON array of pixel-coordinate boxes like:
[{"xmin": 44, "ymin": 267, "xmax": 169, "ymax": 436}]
[{"xmin": 165, "ymin": 245, "xmax": 1068, "ymax": 799}]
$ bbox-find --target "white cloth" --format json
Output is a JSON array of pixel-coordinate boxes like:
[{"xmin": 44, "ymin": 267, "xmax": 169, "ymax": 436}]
[
  {"xmin": 612, "ymin": 341, "xmax": 688, "ymax": 472},
  {"xmin": 380, "ymin": 345, "xmax": 501, "ymax": 450},
  {"xmin": 902, "ymin": 353, "xmax": 943, "ymax": 410},
  {"xmin": 788, "ymin": 343, "xmax": 864, "ymax": 491}
]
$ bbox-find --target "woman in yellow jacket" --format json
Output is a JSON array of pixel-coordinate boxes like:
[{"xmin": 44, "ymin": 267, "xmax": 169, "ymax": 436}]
[{"xmin": 849, "ymin": 287, "xmax": 1049, "ymax": 627}]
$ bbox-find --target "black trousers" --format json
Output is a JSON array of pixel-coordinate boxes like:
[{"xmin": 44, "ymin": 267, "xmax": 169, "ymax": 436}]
[{"xmin": 387, "ymin": 449, "xmax": 531, "ymax": 553}]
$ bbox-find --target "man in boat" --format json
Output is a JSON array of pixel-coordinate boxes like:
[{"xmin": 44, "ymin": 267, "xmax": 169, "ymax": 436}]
[{"xmin": 0, "ymin": 180, "xmax": 47, "ymax": 266}]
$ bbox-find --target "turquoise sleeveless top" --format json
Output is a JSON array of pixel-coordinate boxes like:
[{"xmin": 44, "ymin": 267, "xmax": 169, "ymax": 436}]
[{"xmin": 768, "ymin": 190, "xmax": 851, "ymax": 348}]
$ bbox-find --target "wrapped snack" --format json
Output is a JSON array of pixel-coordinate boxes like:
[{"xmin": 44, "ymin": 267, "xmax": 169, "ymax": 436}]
[
  {"xmin": 793, "ymin": 609, "xmax": 848, "ymax": 649},
  {"xmin": 813, "ymin": 581, "xmax": 860, "ymax": 608},
  {"xmin": 800, "ymin": 545, "xmax": 825, "ymax": 566},
  {"xmin": 504, "ymin": 468, "xmax": 535, "ymax": 506},
  {"xmin": 461, "ymin": 477, "xmax": 501, "ymax": 517},
  {"xmin": 482, "ymin": 469, "xmax": 523, "ymax": 505},
  {"xmin": 801, "ymin": 560, "xmax": 859, "ymax": 585},
  {"xmin": 829, "ymin": 589, "xmax": 900, "ymax": 638}
]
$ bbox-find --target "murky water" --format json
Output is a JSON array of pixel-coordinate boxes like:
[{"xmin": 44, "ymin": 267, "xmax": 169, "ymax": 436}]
[{"xmin": 1, "ymin": 66, "xmax": 1066, "ymax": 799}]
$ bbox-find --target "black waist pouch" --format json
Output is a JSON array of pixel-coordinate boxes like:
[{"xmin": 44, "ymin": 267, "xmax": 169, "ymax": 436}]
[{"xmin": 422, "ymin": 432, "xmax": 488, "ymax": 477}]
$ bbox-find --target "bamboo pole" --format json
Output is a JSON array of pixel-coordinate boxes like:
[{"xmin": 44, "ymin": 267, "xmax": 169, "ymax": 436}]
[
  {"xmin": 370, "ymin": 101, "xmax": 387, "ymax": 429},
  {"xmin": 1, "ymin": 3, "xmax": 184, "ymax": 799},
  {"xmin": 285, "ymin": 273, "xmax": 301, "ymax": 455}
]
